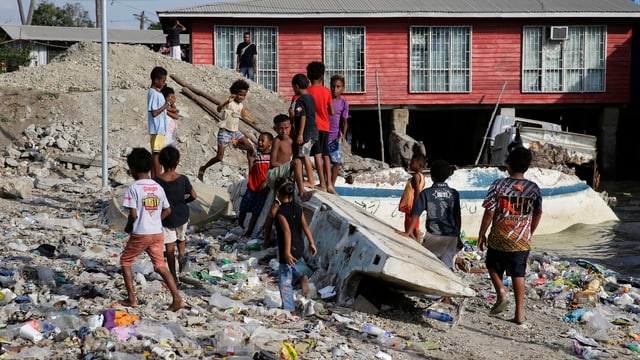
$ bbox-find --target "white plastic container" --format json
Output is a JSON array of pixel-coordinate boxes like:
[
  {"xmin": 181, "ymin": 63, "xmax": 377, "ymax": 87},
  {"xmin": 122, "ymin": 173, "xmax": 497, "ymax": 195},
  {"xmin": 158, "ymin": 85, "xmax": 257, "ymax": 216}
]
[{"xmin": 20, "ymin": 324, "xmax": 43, "ymax": 343}]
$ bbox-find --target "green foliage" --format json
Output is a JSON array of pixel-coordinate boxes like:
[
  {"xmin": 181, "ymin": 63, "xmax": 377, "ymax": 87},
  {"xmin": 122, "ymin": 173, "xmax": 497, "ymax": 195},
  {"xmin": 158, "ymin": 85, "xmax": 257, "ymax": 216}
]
[
  {"xmin": 36, "ymin": 91, "xmax": 59, "ymax": 100},
  {"xmin": 148, "ymin": 22, "xmax": 162, "ymax": 30},
  {"xmin": 0, "ymin": 41, "xmax": 33, "ymax": 73},
  {"xmin": 32, "ymin": 1, "xmax": 95, "ymax": 27}
]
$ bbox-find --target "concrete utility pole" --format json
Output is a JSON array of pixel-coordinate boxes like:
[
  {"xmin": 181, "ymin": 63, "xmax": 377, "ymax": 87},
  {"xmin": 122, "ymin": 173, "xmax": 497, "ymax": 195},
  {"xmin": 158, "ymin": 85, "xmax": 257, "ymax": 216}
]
[
  {"xmin": 133, "ymin": 11, "xmax": 147, "ymax": 30},
  {"xmin": 17, "ymin": 0, "xmax": 36, "ymax": 25}
]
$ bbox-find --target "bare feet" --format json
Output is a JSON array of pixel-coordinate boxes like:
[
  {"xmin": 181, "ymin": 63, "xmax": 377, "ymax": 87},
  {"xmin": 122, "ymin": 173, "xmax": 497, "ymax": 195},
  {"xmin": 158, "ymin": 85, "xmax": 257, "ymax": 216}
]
[
  {"xmin": 168, "ymin": 299, "xmax": 186, "ymax": 312},
  {"xmin": 302, "ymin": 181, "xmax": 314, "ymax": 189},
  {"xmin": 117, "ymin": 299, "xmax": 138, "ymax": 308},
  {"xmin": 301, "ymin": 190, "xmax": 315, "ymax": 202},
  {"xmin": 327, "ymin": 186, "xmax": 337, "ymax": 195},
  {"xmin": 314, "ymin": 184, "xmax": 327, "ymax": 192},
  {"xmin": 197, "ymin": 167, "xmax": 206, "ymax": 181},
  {"xmin": 301, "ymin": 281, "xmax": 310, "ymax": 297}
]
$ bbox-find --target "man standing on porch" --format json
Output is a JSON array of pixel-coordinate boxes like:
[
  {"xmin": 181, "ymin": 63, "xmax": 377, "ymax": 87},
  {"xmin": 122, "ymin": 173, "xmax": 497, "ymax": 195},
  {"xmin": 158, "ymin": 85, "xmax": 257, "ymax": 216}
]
[{"xmin": 236, "ymin": 32, "xmax": 257, "ymax": 81}]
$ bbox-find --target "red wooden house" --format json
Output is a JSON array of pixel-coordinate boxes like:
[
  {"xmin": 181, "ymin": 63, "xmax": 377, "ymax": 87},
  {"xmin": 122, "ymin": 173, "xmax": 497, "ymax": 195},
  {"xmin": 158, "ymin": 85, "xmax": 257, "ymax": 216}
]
[{"xmin": 158, "ymin": 0, "xmax": 640, "ymax": 173}]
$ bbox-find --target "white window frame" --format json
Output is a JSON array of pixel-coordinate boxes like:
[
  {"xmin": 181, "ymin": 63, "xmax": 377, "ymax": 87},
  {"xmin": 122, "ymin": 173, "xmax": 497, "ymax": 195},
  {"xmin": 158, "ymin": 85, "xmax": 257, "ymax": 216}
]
[
  {"xmin": 214, "ymin": 25, "xmax": 279, "ymax": 92},
  {"xmin": 522, "ymin": 25, "xmax": 607, "ymax": 93},
  {"xmin": 409, "ymin": 25, "xmax": 472, "ymax": 93},
  {"xmin": 323, "ymin": 26, "xmax": 366, "ymax": 94}
]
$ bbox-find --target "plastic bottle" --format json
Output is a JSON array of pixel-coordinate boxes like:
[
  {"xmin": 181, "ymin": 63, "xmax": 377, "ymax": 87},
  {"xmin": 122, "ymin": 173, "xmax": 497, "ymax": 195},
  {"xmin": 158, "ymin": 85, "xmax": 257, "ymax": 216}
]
[
  {"xmin": 361, "ymin": 323, "xmax": 391, "ymax": 337},
  {"xmin": 377, "ymin": 335, "xmax": 403, "ymax": 349},
  {"xmin": 424, "ymin": 309, "xmax": 454, "ymax": 322}
]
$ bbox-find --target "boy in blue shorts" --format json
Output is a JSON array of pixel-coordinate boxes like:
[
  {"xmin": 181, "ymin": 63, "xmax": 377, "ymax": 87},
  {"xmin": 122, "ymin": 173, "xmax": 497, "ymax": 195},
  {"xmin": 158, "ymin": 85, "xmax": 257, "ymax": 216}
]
[
  {"xmin": 478, "ymin": 147, "xmax": 542, "ymax": 325},
  {"xmin": 238, "ymin": 132, "xmax": 273, "ymax": 237},
  {"xmin": 290, "ymin": 74, "xmax": 318, "ymax": 201}
]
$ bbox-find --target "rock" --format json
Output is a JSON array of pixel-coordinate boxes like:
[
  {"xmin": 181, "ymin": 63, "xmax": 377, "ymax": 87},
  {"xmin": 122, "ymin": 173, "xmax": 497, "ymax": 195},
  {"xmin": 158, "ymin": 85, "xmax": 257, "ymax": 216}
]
[
  {"xmin": 0, "ymin": 176, "xmax": 33, "ymax": 199},
  {"xmin": 56, "ymin": 138, "xmax": 70, "ymax": 151},
  {"xmin": 33, "ymin": 177, "xmax": 74, "ymax": 190},
  {"xmin": 5, "ymin": 158, "xmax": 19, "ymax": 168}
]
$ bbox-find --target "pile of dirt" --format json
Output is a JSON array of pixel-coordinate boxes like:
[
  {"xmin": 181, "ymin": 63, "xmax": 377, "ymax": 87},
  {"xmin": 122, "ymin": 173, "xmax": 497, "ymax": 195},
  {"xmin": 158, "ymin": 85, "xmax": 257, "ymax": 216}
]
[{"xmin": 0, "ymin": 42, "xmax": 385, "ymax": 186}]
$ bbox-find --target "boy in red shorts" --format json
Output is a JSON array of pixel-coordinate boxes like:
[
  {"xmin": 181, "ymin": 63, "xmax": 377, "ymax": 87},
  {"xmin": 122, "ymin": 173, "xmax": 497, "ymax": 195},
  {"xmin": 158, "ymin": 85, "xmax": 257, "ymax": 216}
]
[{"xmin": 120, "ymin": 148, "xmax": 185, "ymax": 312}]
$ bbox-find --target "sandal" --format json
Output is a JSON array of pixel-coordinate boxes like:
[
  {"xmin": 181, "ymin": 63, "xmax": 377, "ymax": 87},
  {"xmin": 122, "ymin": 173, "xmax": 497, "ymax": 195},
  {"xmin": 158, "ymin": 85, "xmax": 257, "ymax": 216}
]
[{"xmin": 490, "ymin": 299, "xmax": 510, "ymax": 314}]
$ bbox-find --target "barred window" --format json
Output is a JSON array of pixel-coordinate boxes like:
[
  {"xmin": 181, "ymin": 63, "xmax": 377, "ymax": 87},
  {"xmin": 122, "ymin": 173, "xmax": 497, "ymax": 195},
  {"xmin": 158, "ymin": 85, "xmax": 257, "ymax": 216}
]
[
  {"xmin": 215, "ymin": 26, "xmax": 278, "ymax": 92},
  {"xmin": 324, "ymin": 26, "xmax": 365, "ymax": 93},
  {"xmin": 410, "ymin": 26, "xmax": 471, "ymax": 93},
  {"xmin": 522, "ymin": 25, "xmax": 606, "ymax": 93}
]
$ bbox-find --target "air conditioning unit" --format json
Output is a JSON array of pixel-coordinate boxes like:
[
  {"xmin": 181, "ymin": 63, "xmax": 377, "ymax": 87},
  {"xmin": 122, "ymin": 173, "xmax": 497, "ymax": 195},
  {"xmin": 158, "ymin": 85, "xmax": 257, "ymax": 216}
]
[{"xmin": 550, "ymin": 26, "xmax": 569, "ymax": 41}]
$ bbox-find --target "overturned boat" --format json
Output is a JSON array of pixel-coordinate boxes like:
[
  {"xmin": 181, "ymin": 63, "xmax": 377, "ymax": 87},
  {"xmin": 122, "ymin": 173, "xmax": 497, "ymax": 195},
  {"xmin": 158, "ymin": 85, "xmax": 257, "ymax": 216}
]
[
  {"xmin": 228, "ymin": 182, "xmax": 476, "ymax": 301},
  {"xmin": 336, "ymin": 166, "xmax": 618, "ymax": 238}
]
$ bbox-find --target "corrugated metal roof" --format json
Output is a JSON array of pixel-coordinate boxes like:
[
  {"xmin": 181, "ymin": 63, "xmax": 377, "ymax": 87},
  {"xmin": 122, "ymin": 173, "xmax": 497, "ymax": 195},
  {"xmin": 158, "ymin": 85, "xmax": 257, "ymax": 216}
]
[
  {"xmin": 158, "ymin": 0, "xmax": 640, "ymax": 18},
  {"xmin": 0, "ymin": 25, "xmax": 190, "ymax": 44}
]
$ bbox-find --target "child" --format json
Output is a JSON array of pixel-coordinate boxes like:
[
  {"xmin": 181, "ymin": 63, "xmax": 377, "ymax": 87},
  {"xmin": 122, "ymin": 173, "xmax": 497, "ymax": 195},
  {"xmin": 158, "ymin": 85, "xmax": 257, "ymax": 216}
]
[
  {"xmin": 328, "ymin": 74, "xmax": 349, "ymax": 188},
  {"xmin": 120, "ymin": 148, "xmax": 184, "ymax": 312},
  {"xmin": 198, "ymin": 79, "xmax": 258, "ymax": 181},
  {"xmin": 398, "ymin": 153, "xmax": 427, "ymax": 239},
  {"xmin": 148, "ymin": 66, "xmax": 171, "ymax": 177},
  {"xmin": 263, "ymin": 114, "xmax": 294, "ymax": 249},
  {"xmin": 306, "ymin": 61, "xmax": 335, "ymax": 194},
  {"xmin": 403, "ymin": 159, "xmax": 462, "ymax": 304},
  {"xmin": 238, "ymin": 132, "xmax": 273, "ymax": 237},
  {"xmin": 273, "ymin": 177, "xmax": 317, "ymax": 311},
  {"xmin": 266, "ymin": 114, "xmax": 293, "ymax": 190},
  {"xmin": 154, "ymin": 147, "xmax": 197, "ymax": 284},
  {"xmin": 478, "ymin": 147, "xmax": 542, "ymax": 325},
  {"xmin": 161, "ymin": 86, "xmax": 180, "ymax": 148},
  {"xmin": 290, "ymin": 74, "xmax": 318, "ymax": 201}
]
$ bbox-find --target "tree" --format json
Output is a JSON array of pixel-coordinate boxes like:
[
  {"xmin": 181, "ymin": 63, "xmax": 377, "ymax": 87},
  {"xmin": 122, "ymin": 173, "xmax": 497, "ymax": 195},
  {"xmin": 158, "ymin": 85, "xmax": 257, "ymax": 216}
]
[
  {"xmin": 148, "ymin": 22, "xmax": 162, "ymax": 30},
  {"xmin": 0, "ymin": 41, "xmax": 33, "ymax": 73},
  {"xmin": 32, "ymin": 1, "xmax": 95, "ymax": 27}
]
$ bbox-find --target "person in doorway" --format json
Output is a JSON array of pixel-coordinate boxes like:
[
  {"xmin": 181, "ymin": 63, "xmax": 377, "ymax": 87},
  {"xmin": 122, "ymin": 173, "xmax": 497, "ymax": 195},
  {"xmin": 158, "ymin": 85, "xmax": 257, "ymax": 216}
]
[
  {"xmin": 166, "ymin": 19, "xmax": 186, "ymax": 61},
  {"xmin": 478, "ymin": 146, "xmax": 542, "ymax": 325},
  {"xmin": 236, "ymin": 32, "xmax": 257, "ymax": 81}
]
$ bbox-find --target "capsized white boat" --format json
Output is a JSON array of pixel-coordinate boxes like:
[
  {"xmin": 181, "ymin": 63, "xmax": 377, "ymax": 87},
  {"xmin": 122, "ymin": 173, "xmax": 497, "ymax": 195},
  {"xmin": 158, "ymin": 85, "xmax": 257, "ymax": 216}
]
[
  {"xmin": 335, "ymin": 167, "xmax": 619, "ymax": 238},
  {"xmin": 228, "ymin": 181, "xmax": 476, "ymax": 300}
]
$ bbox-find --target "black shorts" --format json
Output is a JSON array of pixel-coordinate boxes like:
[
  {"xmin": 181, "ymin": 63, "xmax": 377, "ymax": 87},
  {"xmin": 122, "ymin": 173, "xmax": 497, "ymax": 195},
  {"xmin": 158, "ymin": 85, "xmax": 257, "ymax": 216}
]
[
  {"xmin": 311, "ymin": 131, "xmax": 329, "ymax": 156},
  {"xmin": 485, "ymin": 247, "xmax": 529, "ymax": 278}
]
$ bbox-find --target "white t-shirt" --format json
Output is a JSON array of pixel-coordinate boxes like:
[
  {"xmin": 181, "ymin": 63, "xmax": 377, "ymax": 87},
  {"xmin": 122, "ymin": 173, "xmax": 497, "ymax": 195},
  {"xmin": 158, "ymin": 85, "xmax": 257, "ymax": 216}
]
[
  {"xmin": 122, "ymin": 179, "xmax": 170, "ymax": 234},
  {"xmin": 164, "ymin": 116, "xmax": 177, "ymax": 148}
]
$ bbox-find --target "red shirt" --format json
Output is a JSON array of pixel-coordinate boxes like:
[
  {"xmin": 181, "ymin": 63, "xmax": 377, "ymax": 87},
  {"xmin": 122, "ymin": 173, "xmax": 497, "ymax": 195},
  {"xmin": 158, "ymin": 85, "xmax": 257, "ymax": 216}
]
[
  {"xmin": 307, "ymin": 85, "xmax": 332, "ymax": 132},
  {"xmin": 247, "ymin": 150, "xmax": 270, "ymax": 191}
]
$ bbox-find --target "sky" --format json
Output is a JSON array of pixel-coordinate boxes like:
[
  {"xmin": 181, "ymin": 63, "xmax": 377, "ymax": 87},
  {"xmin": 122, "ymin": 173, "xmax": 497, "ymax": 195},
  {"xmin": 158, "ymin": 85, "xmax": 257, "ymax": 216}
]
[{"xmin": 0, "ymin": 0, "xmax": 218, "ymax": 29}]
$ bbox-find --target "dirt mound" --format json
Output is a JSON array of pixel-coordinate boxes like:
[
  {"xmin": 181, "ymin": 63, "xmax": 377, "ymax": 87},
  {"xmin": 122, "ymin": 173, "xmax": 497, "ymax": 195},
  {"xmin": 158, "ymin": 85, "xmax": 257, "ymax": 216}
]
[{"xmin": 0, "ymin": 42, "xmax": 384, "ymax": 186}]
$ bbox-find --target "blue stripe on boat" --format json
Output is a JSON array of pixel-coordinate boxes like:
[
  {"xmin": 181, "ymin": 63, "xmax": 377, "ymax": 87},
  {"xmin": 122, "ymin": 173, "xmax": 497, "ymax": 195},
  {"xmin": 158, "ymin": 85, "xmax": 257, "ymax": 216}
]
[{"xmin": 335, "ymin": 182, "xmax": 589, "ymax": 199}]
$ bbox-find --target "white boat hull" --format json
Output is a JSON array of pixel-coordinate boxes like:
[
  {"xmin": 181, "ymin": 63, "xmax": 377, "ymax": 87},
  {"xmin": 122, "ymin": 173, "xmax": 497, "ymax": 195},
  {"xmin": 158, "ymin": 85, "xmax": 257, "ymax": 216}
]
[{"xmin": 336, "ymin": 167, "xmax": 618, "ymax": 238}]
